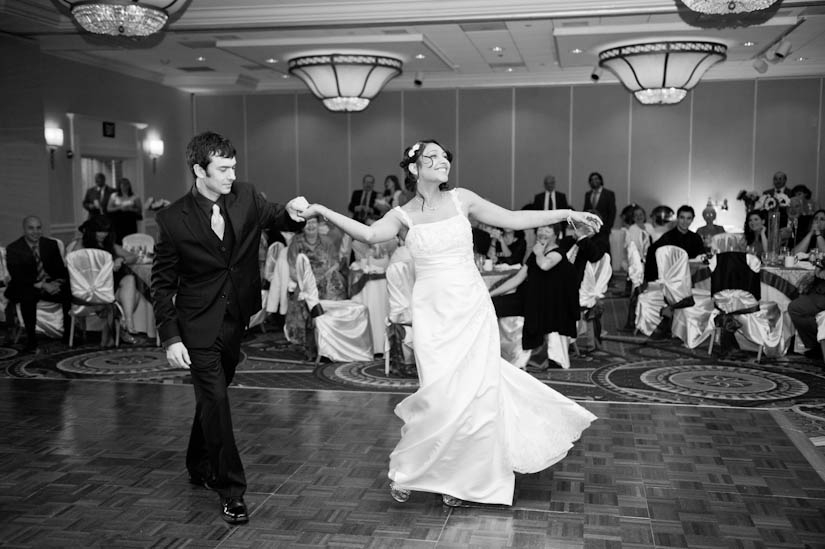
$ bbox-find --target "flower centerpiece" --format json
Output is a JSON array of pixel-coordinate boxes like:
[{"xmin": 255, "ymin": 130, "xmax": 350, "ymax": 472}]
[
  {"xmin": 754, "ymin": 191, "xmax": 790, "ymax": 265},
  {"xmin": 736, "ymin": 190, "xmax": 760, "ymax": 211}
]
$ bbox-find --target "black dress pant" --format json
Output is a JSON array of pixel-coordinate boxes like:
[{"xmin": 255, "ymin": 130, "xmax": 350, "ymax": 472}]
[{"xmin": 185, "ymin": 314, "xmax": 246, "ymax": 498}]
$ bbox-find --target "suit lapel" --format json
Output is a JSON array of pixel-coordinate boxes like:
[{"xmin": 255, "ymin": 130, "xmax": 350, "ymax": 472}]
[{"xmin": 181, "ymin": 194, "xmax": 224, "ymax": 262}]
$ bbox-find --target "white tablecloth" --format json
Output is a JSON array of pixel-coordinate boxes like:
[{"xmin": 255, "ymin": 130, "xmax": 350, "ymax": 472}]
[{"xmin": 130, "ymin": 262, "xmax": 156, "ymax": 339}]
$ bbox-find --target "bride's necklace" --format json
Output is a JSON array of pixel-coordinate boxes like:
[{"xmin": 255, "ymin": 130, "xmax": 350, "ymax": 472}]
[{"xmin": 418, "ymin": 192, "xmax": 441, "ymax": 211}]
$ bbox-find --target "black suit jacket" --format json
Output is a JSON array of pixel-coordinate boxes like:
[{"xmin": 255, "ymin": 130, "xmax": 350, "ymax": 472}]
[
  {"xmin": 4, "ymin": 237, "xmax": 68, "ymax": 301},
  {"xmin": 583, "ymin": 187, "xmax": 616, "ymax": 235},
  {"xmin": 531, "ymin": 190, "xmax": 569, "ymax": 211},
  {"xmin": 151, "ymin": 181, "xmax": 300, "ymax": 348},
  {"xmin": 83, "ymin": 185, "xmax": 116, "ymax": 217},
  {"xmin": 348, "ymin": 189, "xmax": 377, "ymax": 218}
]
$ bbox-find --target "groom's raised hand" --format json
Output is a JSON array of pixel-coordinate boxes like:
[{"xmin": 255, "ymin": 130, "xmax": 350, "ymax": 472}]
[{"xmin": 286, "ymin": 196, "xmax": 310, "ymax": 222}]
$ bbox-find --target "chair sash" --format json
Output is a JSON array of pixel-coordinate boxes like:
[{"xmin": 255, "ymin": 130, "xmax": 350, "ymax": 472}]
[
  {"xmin": 626, "ymin": 241, "xmax": 644, "ymax": 291},
  {"xmin": 294, "ymin": 253, "xmax": 323, "ymax": 316},
  {"xmin": 579, "ymin": 254, "xmax": 612, "ymax": 309},
  {"xmin": 709, "ymin": 252, "xmax": 761, "ymax": 300},
  {"xmin": 655, "ymin": 246, "xmax": 692, "ymax": 306},
  {"xmin": 67, "ymin": 249, "xmax": 115, "ymax": 305}
]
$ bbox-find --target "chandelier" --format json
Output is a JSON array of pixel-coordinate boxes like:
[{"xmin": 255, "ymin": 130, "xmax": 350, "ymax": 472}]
[
  {"xmin": 680, "ymin": 0, "xmax": 779, "ymax": 14},
  {"xmin": 598, "ymin": 40, "xmax": 727, "ymax": 105},
  {"xmin": 288, "ymin": 53, "xmax": 403, "ymax": 112},
  {"xmin": 58, "ymin": 0, "xmax": 189, "ymax": 36}
]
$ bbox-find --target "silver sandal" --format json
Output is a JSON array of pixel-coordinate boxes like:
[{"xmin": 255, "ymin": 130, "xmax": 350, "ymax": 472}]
[
  {"xmin": 441, "ymin": 494, "xmax": 462, "ymax": 507},
  {"xmin": 390, "ymin": 482, "xmax": 410, "ymax": 503}
]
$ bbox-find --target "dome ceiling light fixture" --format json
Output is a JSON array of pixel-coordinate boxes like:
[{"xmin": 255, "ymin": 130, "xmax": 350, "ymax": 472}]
[
  {"xmin": 680, "ymin": 0, "xmax": 780, "ymax": 14},
  {"xmin": 288, "ymin": 53, "xmax": 403, "ymax": 113},
  {"xmin": 598, "ymin": 40, "xmax": 727, "ymax": 105},
  {"xmin": 58, "ymin": 0, "xmax": 189, "ymax": 37}
]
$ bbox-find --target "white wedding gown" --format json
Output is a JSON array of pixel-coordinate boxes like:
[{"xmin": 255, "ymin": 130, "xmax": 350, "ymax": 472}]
[{"xmin": 388, "ymin": 190, "xmax": 597, "ymax": 505}]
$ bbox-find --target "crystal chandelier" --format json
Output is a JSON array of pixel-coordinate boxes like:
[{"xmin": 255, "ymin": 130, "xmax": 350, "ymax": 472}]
[
  {"xmin": 680, "ymin": 0, "xmax": 779, "ymax": 14},
  {"xmin": 598, "ymin": 40, "xmax": 727, "ymax": 105},
  {"xmin": 288, "ymin": 54, "xmax": 403, "ymax": 112},
  {"xmin": 58, "ymin": 0, "xmax": 189, "ymax": 37}
]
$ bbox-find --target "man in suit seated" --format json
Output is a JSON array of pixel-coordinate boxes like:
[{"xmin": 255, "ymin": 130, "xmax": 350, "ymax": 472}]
[
  {"xmin": 348, "ymin": 174, "xmax": 378, "ymax": 222},
  {"xmin": 4, "ymin": 215, "xmax": 70, "ymax": 352},
  {"xmin": 643, "ymin": 204, "xmax": 704, "ymax": 283},
  {"xmin": 530, "ymin": 174, "xmax": 568, "ymax": 211}
]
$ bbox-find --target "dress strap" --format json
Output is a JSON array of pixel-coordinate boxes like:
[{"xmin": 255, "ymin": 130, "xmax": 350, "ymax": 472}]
[
  {"xmin": 394, "ymin": 206, "xmax": 413, "ymax": 228},
  {"xmin": 448, "ymin": 188, "xmax": 465, "ymax": 217}
]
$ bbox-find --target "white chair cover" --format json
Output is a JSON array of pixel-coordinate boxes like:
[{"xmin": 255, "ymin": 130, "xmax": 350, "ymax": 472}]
[
  {"xmin": 295, "ymin": 254, "xmax": 373, "ymax": 362},
  {"xmin": 15, "ymin": 301, "xmax": 64, "ymax": 338},
  {"xmin": 0, "ymin": 246, "xmax": 7, "ymax": 323},
  {"xmin": 263, "ymin": 242, "xmax": 288, "ymax": 315},
  {"xmin": 385, "ymin": 260, "xmax": 415, "ymax": 374},
  {"xmin": 545, "ymin": 333, "xmax": 571, "ymax": 369},
  {"xmin": 626, "ymin": 241, "xmax": 644, "ymax": 291},
  {"xmin": 672, "ymin": 289, "xmax": 714, "ymax": 349},
  {"xmin": 122, "ymin": 233, "xmax": 155, "ymax": 253},
  {"xmin": 498, "ymin": 316, "xmax": 532, "ymax": 370},
  {"xmin": 579, "ymin": 254, "xmax": 612, "ymax": 308},
  {"xmin": 817, "ymin": 310, "xmax": 825, "ymax": 342},
  {"xmin": 635, "ymin": 246, "xmax": 691, "ymax": 336},
  {"xmin": 66, "ymin": 248, "xmax": 120, "ymax": 345},
  {"xmin": 711, "ymin": 232, "xmax": 741, "ymax": 253},
  {"xmin": 707, "ymin": 255, "xmax": 782, "ymax": 356}
]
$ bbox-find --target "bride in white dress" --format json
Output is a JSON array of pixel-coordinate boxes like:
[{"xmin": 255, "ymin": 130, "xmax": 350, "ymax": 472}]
[{"xmin": 296, "ymin": 140, "xmax": 598, "ymax": 506}]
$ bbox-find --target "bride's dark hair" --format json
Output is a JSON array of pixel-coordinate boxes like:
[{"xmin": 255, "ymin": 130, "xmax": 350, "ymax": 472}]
[{"xmin": 399, "ymin": 139, "xmax": 453, "ymax": 195}]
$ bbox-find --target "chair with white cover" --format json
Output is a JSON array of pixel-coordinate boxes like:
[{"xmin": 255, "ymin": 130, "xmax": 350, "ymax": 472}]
[
  {"xmin": 66, "ymin": 249, "xmax": 123, "ymax": 347},
  {"xmin": 0, "ymin": 246, "xmax": 8, "ymax": 324},
  {"xmin": 294, "ymin": 253, "xmax": 373, "ymax": 363},
  {"xmin": 577, "ymin": 254, "xmax": 612, "ymax": 351},
  {"xmin": 384, "ymin": 259, "xmax": 417, "ymax": 376},
  {"xmin": 711, "ymin": 232, "xmax": 741, "ymax": 254},
  {"xmin": 121, "ymin": 233, "xmax": 155, "ymax": 254},
  {"xmin": 707, "ymin": 252, "xmax": 782, "ymax": 361},
  {"xmin": 263, "ymin": 242, "xmax": 289, "ymax": 315},
  {"xmin": 635, "ymin": 246, "xmax": 706, "ymax": 339},
  {"xmin": 816, "ymin": 310, "xmax": 825, "ymax": 359}
]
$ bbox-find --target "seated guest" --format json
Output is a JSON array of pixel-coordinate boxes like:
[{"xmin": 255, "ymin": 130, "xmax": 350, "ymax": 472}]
[
  {"xmin": 4, "ymin": 215, "xmax": 70, "ymax": 352},
  {"xmin": 487, "ymin": 228, "xmax": 526, "ymax": 266},
  {"xmin": 625, "ymin": 204, "xmax": 652, "ymax": 262},
  {"xmin": 285, "ymin": 217, "xmax": 347, "ymax": 359},
  {"xmin": 74, "ymin": 215, "xmax": 140, "ymax": 346},
  {"xmin": 789, "ymin": 263, "xmax": 825, "ymax": 359},
  {"xmin": 696, "ymin": 203, "xmax": 726, "ymax": 251},
  {"xmin": 741, "ymin": 210, "xmax": 768, "ymax": 258},
  {"xmin": 489, "ymin": 224, "xmax": 578, "ymax": 368},
  {"xmin": 646, "ymin": 205, "xmax": 674, "ymax": 244},
  {"xmin": 644, "ymin": 205, "xmax": 704, "ymax": 282},
  {"xmin": 792, "ymin": 209, "xmax": 825, "ymax": 255}
]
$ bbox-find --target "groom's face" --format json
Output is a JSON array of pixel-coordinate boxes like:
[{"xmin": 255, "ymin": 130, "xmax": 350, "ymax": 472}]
[{"xmin": 198, "ymin": 155, "xmax": 236, "ymax": 197}]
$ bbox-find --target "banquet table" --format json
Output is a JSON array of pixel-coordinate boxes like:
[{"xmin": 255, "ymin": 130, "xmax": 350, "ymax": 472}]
[{"xmin": 690, "ymin": 260, "xmax": 812, "ymax": 354}]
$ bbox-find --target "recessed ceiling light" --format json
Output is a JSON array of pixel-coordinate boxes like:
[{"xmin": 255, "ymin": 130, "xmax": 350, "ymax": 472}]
[
  {"xmin": 743, "ymin": 41, "xmax": 756, "ymax": 47},
  {"xmin": 797, "ymin": 56, "xmax": 808, "ymax": 62},
  {"xmin": 266, "ymin": 57, "xmax": 278, "ymax": 64},
  {"xmin": 281, "ymin": 74, "xmax": 290, "ymax": 79},
  {"xmin": 492, "ymin": 46, "xmax": 503, "ymax": 53},
  {"xmin": 415, "ymin": 53, "xmax": 426, "ymax": 60},
  {"xmin": 196, "ymin": 56, "xmax": 206, "ymax": 62},
  {"xmin": 570, "ymin": 48, "xmax": 583, "ymax": 54},
  {"xmin": 506, "ymin": 67, "xmax": 513, "ymax": 72}
]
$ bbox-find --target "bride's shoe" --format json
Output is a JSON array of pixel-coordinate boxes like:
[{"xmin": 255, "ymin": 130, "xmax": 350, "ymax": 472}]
[
  {"xmin": 389, "ymin": 482, "xmax": 410, "ymax": 503},
  {"xmin": 441, "ymin": 494, "xmax": 463, "ymax": 507}
]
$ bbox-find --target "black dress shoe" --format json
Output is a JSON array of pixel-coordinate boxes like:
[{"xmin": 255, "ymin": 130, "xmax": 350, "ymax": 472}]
[
  {"xmin": 804, "ymin": 347, "xmax": 823, "ymax": 360},
  {"xmin": 221, "ymin": 496, "xmax": 249, "ymax": 524}
]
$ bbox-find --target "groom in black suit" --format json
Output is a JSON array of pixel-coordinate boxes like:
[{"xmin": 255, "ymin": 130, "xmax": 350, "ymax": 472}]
[{"xmin": 151, "ymin": 131, "xmax": 302, "ymax": 524}]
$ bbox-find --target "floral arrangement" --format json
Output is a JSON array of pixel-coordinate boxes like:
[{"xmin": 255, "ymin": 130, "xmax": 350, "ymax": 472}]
[
  {"xmin": 737, "ymin": 190, "xmax": 790, "ymax": 212},
  {"xmin": 145, "ymin": 197, "xmax": 171, "ymax": 212}
]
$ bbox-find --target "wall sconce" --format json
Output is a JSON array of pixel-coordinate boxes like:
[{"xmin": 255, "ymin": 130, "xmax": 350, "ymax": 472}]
[
  {"xmin": 147, "ymin": 138, "xmax": 164, "ymax": 173},
  {"xmin": 44, "ymin": 127, "xmax": 64, "ymax": 169}
]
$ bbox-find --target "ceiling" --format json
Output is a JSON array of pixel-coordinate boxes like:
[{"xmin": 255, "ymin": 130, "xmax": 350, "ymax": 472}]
[{"xmin": 2, "ymin": 0, "xmax": 825, "ymax": 94}]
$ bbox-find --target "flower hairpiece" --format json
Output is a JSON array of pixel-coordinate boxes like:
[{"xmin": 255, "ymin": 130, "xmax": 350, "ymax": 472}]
[{"xmin": 407, "ymin": 142, "xmax": 421, "ymax": 158}]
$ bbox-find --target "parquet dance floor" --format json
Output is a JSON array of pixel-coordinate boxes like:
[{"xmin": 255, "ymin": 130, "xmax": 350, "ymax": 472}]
[
  {"xmin": 2, "ymin": 294, "xmax": 825, "ymax": 547},
  {"xmin": 1, "ymin": 379, "xmax": 824, "ymax": 548}
]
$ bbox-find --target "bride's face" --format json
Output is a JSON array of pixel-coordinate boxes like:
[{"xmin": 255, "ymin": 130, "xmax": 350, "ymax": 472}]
[{"xmin": 415, "ymin": 144, "xmax": 450, "ymax": 184}]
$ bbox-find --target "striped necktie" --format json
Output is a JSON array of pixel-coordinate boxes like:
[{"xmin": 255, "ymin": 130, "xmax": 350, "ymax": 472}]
[{"xmin": 32, "ymin": 245, "xmax": 46, "ymax": 282}]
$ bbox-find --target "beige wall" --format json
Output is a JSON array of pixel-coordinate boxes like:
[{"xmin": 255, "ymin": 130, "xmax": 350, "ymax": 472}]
[{"xmin": 196, "ymin": 78, "xmax": 823, "ymax": 231}]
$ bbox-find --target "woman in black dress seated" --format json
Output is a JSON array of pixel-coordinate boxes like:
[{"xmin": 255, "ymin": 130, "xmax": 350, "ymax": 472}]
[{"xmin": 488, "ymin": 223, "xmax": 579, "ymax": 368}]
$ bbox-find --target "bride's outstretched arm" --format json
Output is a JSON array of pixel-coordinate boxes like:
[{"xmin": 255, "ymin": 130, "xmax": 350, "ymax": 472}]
[
  {"xmin": 458, "ymin": 188, "xmax": 601, "ymax": 232},
  {"xmin": 300, "ymin": 203, "xmax": 402, "ymax": 244}
]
